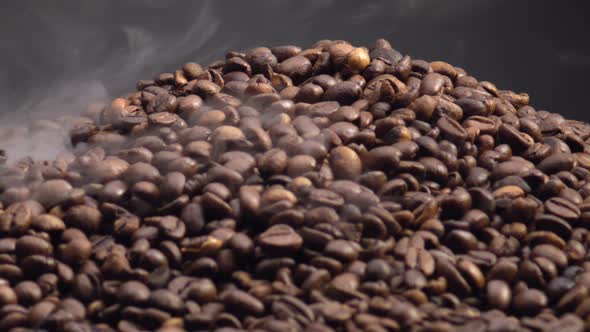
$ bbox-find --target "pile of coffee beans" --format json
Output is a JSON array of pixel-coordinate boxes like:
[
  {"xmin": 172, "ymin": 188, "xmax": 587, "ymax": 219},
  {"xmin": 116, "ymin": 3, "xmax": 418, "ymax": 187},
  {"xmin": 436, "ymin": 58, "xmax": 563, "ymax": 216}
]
[{"xmin": 2, "ymin": 38, "xmax": 590, "ymax": 332}]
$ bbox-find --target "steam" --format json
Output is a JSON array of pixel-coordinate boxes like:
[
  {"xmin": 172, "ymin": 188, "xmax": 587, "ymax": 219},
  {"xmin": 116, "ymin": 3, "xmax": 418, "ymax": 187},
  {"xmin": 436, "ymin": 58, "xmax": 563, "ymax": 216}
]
[
  {"xmin": 0, "ymin": 0, "xmax": 222, "ymax": 164},
  {"xmin": 0, "ymin": 0, "xmax": 497, "ymax": 165}
]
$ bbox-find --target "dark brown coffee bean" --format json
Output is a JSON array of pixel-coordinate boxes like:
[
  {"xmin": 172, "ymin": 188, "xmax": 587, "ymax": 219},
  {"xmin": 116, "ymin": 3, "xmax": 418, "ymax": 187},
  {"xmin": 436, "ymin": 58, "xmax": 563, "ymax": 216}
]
[
  {"xmin": 463, "ymin": 116, "xmax": 499, "ymax": 135},
  {"xmin": 498, "ymin": 124, "xmax": 535, "ymax": 152},
  {"xmin": 33, "ymin": 179, "xmax": 72, "ymax": 208},
  {"xmin": 13, "ymin": 280, "xmax": 42, "ymax": 305},
  {"xmin": 258, "ymin": 224, "xmax": 302, "ymax": 252},
  {"xmin": 537, "ymin": 153, "xmax": 575, "ymax": 174},
  {"xmin": 455, "ymin": 98, "xmax": 490, "ymax": 117},
  {"xmin": 512, "ymin": 289, "xmax": 547, "ymax": 316},
  {"xmin": 285, "ymin": 154, "xmax": 316, "ymax": 178},
  {"xmin": 419, "ymin": 157, "xmax": 449, "ymax": 183},
  {"xmin": 409, "ymin": 95, "xmax": 438, "ymax": 120},
  {"xmin": 293, "ymin": 82, "xmax": 323, "ymax": 103},
  {"xmin": 0, "ymin": 284, "xmax": 17, "ymax": 306},
  {"xmin": 363, "ymin": 146, "xmax": 401, "ymax": 171},
  {"xmin": 159, "ymin": 172, "xmax": 186, "ymax": 199},
  {"xmin": 456, "ymin": 258, "xmax": 484, "ymax": 290},
  {"xmin": 221, "ymin": 289, "xmax": 264, "ymax": 316},
  {"xmin": 0, "ymin": 202, "xmax": 35, "ymax": 235},
  {"xmin": 330, "ymin": 146, "xmax": 362, "ymax": 180},
  {"xmin": 148, "ymin": 289, "xmax": 184, "ymax": 314},
  {"xmin": 445, "ymin": 230, "xmax": 478, "ymax": 253},
  {"xmin": 258, "ymin": 149, "xmax": 288, "ymax": 177},
  {"xmin": 535, "ymin": 214, "xmax": 572, "ymax": 240},
  {"xmin": 180, "ymin": 63, "xmax": 202, "ymax": 81},
  {"xmin": 267, "ymin": 46, "xmax": 299, "ymax": 64},
  {"xmin": 28, "ymin": 300, "xmax": 57, "ymax": 327},
  {"xmin": 435, "ymin": 257, "xmax": 471, "ymax": 297},
  {"xmin": 123, "ymin": 162, "xmax": 160, "ymax": 184},
  {"xmin": 119, "ymin": 281, "xmax": 150, "ymax": 304},
  {"xmin": 324, "ymin": 81, "xmax": 362, "ymax": 105},
  {"xmin": 276, "ymin": 56, "xmax": 312, "ymax": 84},
  {"xmin": 544, "ymin": 197, "xmax": 580, "ymax": 221},
  {"xmin": 486, "ymin": 280, "xmax": 511, "ymax": 310},
  {"xmin": 531, "ymin": 244, "xmax": 568, "ymax": 269},
  {"xmin": 420, "ymin": 73, "xmax": 447, "ymax": 96},
  {"xmin": 15, "ymin": 235, "xmax": 53, "ymax": 257},
  {"xmin": 59, "ymin": 230, "xmax": 92, "ymax": 266},
  {"xmin": 64, "ymin": 205, "xmax": 102, "ymax": 232},
  {"xmin": 324, "ymin": 239, "xmax": 359, "ymax": 262},
  {"xmin": 147, "ymin": 93, "xmax": 177, "ymax": 114},
  {"xmin": 491, "ymin": 159, "xmax": 534, "ymax": 181}
]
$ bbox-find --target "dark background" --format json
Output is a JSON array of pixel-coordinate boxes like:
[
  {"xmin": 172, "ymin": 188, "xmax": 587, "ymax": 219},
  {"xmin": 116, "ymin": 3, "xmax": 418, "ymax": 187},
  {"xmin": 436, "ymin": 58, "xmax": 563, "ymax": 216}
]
[{"xmin": 1, "ymin": 0, "xmax": 590, "ymax": 124}]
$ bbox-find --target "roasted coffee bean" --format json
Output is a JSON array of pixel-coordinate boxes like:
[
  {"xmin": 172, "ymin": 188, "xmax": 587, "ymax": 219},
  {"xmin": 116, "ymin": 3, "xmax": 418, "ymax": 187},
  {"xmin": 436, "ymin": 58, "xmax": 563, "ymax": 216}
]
[
  {"xmin": 0, "ymin": 201, "xmax": 37, "ymax": 235},
  {"xmin": 537, "ymin": 153, "xmax": 575, "ymax": 174},
  {"xmin": 258, "ymin": 224, "xmax": 302, "ymax": 252},
  {"xmin": 420, "ymin": 73, "xmax": 447, "ymax": 96},
  {"xmin": 221, "ymin": 289, "xmax": 264, "ymax": 316},
  {"xmin": 544, "ymin": 196, "xmax": 580, "ymax": 221},
  {"xmin": 324, "ymin": 81, "xmax": 362, "ymax": 105},
  {"xmin": 486, "ymin": 279, "xmax": 511, "ymax": 310},
  {"xmin": 33, "ymin": 179, "xmax": 72, "ymax": 208},
  {"xmin": 330, "ymin": 146, "xmax": 362, "ymax": 180},
  {"xmin": 15, "ymin": 235, "xmax": 53, "ymax": 257},
  {"xmin": 64, "ymin": 205, "xmax": 102, "ymax": 232},
  {"xmin": 512, "ymin": 289, "xmax": 547, "ymax": 316},
  {"xmin": 119, "ymin": 281, "xmax": 151, "ymax": 304},
  {"xmin": 0, "ymin": 284, "xmax": 17, "ymax": 305},
  {"xmin": 276, "ymin": 56, "xmax": 313, "ymax": 84},
  {"xmin": 437, "ymin": 116, "xmax": 467, "ymax": 143}
]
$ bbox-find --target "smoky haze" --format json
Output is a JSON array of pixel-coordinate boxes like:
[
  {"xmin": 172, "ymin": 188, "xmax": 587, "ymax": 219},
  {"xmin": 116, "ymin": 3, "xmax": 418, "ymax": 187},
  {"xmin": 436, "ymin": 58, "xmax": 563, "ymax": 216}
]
[{"xmin": 1, "ymin": 0, "xmax": 589, "ymax": 162}]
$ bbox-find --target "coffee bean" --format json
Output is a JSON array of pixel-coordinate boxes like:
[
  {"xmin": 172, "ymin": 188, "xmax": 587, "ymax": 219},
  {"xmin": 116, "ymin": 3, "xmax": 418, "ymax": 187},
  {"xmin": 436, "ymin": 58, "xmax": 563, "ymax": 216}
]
[
  {"xmin": 456, "ymin": 258, "xmax": 484, "ymax": 290},
  {"xmin": 324, "ymin": 239, "xmax": 359, "ymax": 262},
  {"xmin": 420, "ymin": 73, "xmax": 447, "ymax": 96},
  {"xmin": 33, "ymin": 179, "xmax": 73, "ymax": 208},
  {"xmin": 15, "ymin": 235, "xmax": 53, "ymax": 257},
  {"xmin": 258, "ymin": 149, "xmax": 288, "ymax": 177},
  {"xmin": 498, "ymin": 124, "xmax": 535, "ymax": 151},
  {"xmin": 258, "ymin": 224, "xmax": 302, "ymax": 252},
  {"xmin": 119, "ymin": 281, "xmax": 150, "ymax": 304},
  {"xmin": 463, "ymin": 116, "xmax": 499, "ymax": 135},
  {"xmin": 330, "ymin": 146, "xmax": 362, "ymax": 180},
  {"xmin": 363, "ymin": 146, "xmax": 401, "ymax": 171},
  {"xmin": 0, "ymin": 284, "xmax": 17, "ymax": 305},
  {"xmin": 512, "ymin": 289, "xmax": 547, "ymax": 316},
  {"xmin": 324, "ymin": 81, "xmax": 362, "ymax": 105},
  {"xmin": 537, "ymin": 153, "xmax": 575, "ymax": 174},
  {"xmin": 487, "ymin": 280, "xmax": 511, "ymax": 310},
  {"xmin": 0, "ymin": 201, "xmax": 35, "ymax": 235},
  {"xmin": 221, "ymin": 289, "xmax": 264, "ymax": 316},
  {"xmin": 455, "ymin": 98, "xmax": 490, "ymax": 117},
  {"xmin": 123, "ymin": 162, "xmax": 160, "ymax": 184},
  {"xmin": 64, "ymin": 205, "xmax": 102, "ymax": 232},
  {"xmin": 531, "ymin": 244, "xmax": 568, "ymax": 269},
  {"xmin": 419, "ymin": 157, "xmax": 449, "ymax": 183},
  {"xmin": 159, "ymin": 172, "xmax": 185, "ymax": 199},
  {"xmin": 276, "ymin": 56, "xmax": 312, "ymax": 84},
  {"xmin": 544, "ymin": 197, "xmax": 580, "ymax": 221},
  {"xmin": 435, "ymin": 257, "xmax": 471, "ymax": 297},
  {"xmin": 535, "ymin": 214, "xmax": 572, "ymax": 240},
  {"xmin": 491, "ymin": 159, "xmax": 534, "ymax": 181}
]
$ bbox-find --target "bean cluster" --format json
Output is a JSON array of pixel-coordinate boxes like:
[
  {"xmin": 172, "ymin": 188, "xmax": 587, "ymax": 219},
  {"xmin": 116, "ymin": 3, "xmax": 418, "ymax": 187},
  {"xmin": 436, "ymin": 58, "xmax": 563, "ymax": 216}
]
[{"xmin": 2, "ymin": 38, "xmax": 590, "ymax": 332}]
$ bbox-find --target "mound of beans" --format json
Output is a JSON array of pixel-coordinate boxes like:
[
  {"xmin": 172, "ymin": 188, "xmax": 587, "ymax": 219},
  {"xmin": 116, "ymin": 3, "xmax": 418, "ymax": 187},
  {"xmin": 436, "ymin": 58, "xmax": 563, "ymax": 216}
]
[{"xmin": 2, "ymin": 38, "xmax": 590, "ymax": 332}]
